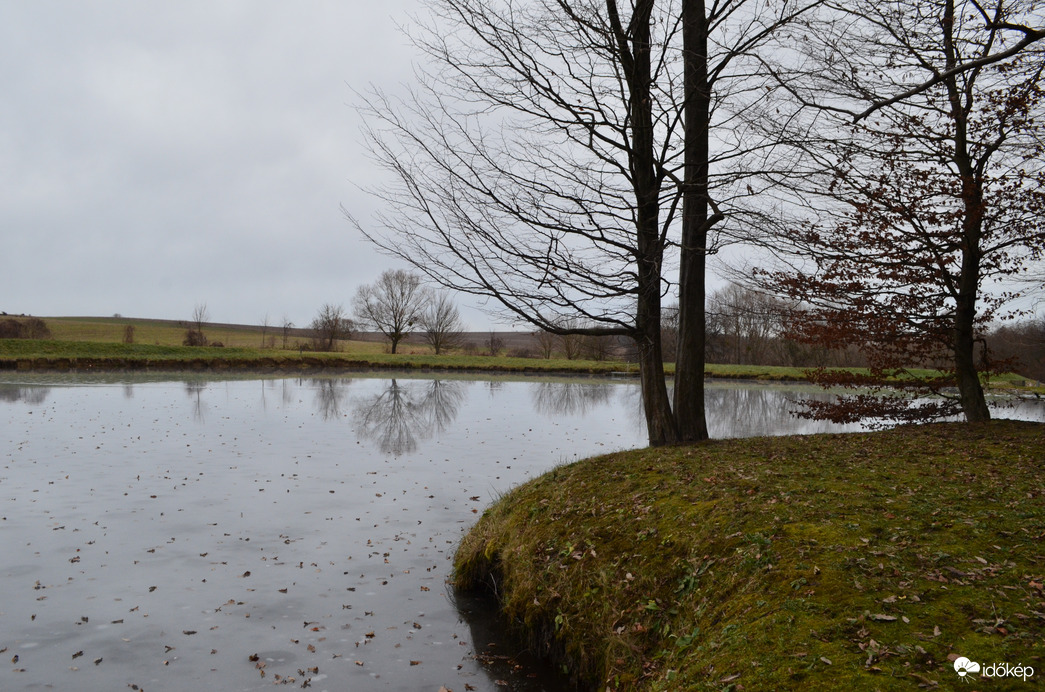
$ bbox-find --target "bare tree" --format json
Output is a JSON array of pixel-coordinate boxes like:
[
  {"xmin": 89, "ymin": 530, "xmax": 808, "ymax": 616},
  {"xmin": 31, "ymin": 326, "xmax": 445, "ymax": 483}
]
[
  {"xmin": 533, "ymin": 329, "xmax": 557, "ymax": 359},
  {"xmin": 353, "ymin": 269, "xmax": 429, "ymax": 354},
  {"xmin": 310, "ymin": 303, "xmax": 354, "ymax": 352},
  {"xmin": 349, "ymin": 0, "xmax": 823, "ymax": 445},
  {"xmin": 419, "ymin": 291, "xmax": 465, "ymax": 354},
  {"xmin": 349, "ymin": 0, "xmax": 679, "ymax": 442},
  {"xmin": 557, "ymin": 333, "xmax": 584, "ymax": 361},
  {"xmin": 260, "ymin": 314, "xmax": 271, "ymax": 349},
  {"xmin": 192, "ymin": 303, "xmax": 208, "ymax": 332},
  {"xmin": 184, "ymin": 302, "xmax": 209, "ymax": 346},
  {"xmin": 581, "ymin": 334, "xmax": 613, "ymax": 361},
  {"xmin": 485, "ymin": 332, "xmax": 506, "ymax": 357},
  {"xmin": 281, "ymin": 315, "xmax": 294, "ymax": 350}
]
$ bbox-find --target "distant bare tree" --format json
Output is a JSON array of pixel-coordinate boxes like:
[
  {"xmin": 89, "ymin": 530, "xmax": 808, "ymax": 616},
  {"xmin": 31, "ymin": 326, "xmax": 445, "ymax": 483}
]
[
  {"xmin": 555, "ymin": 319, "xmax": 584, "ymax": 360},
  {"xmin": 192, "ymin": 303, "xmax": 208, "ymax": 332},
  {"xmin": 183, "ymin": 303, "xmax": 209, "ymax": 346},
  {"xmin": 533, "ymin": 329, "xmax": 557, "ymax": 359},
  {"xmin": 310, "ymin": 303, "xmax": 354, "ymax": 352},
  {"xmin": 354, "ymin": 270, "xmax": 429, "ymax": 354},
  {"xmin": 485, "ymin": 332, "xmax": 506, "ymax": 357},
  {"xmin": 419, "ymin": 292, "xmax": 464, "ymax": 355},
  {"xmin": 581, "ymin": 334, "xmax": 614, "ymax": 361},
  {"xmin": 281, "ymin": 315, "xmax": 294, "ymax": 350},
  {"xmin": 260, "ymin": 314, "xmax": 271, "ymax": 349}
]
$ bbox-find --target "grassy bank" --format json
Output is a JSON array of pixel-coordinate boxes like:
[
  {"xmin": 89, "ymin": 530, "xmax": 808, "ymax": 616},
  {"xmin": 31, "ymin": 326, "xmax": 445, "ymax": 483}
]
[
  {"xmin": 4, "ymin": 340, "xmax": 1038, "ymax": 389},
  {"xmin": 0, "ymin": 339, "xmax": 641, "ymax": 374},
  {"xmin": 454, "ymin": 421, "xmax": 1045, "ymax": 690}
]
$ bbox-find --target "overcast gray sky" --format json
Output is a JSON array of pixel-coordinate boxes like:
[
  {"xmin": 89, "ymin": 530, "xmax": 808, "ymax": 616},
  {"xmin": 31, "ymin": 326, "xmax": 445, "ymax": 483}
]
[{"xmin": 0, "ymin": 1, "xmax": 506, "ymax": 328}]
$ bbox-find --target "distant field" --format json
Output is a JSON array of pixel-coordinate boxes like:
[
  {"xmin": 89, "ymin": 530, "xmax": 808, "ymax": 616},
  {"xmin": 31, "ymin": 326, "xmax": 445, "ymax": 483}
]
[
  {"xmin": 0, "ymin": 315, "xmax": 1036, "ymax": 387},
  {"xmin": 38, "ymin": 316, "xmax": 388, "ymax": 353}
]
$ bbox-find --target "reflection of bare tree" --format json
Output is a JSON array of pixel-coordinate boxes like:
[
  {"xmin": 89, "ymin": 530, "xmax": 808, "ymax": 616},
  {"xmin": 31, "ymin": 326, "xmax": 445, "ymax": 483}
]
[
  {"xmin": 425, "ymin": 379, "xmax": 466, "ymax": 433},
  {"xmin": 310, "ymin": 378, "xmax": 354, "ymax": 420},
  {"xmin": 185, "ymin": 380, "xmax": 208, "ymax": 422},
  {"xmin": 353, "ymin": 379, "xmax": 465, "ymax": 455},
  {"xmin": 531, "ymin": 382, "xmax": 613, "ymax": 417},
  {"xmin": 0, "ymin": 384, "xmax": 50, "ymax": 405},
  {"xmin": 705, "ymin": 386, "xmax": 853, "ymax": 438},
  {"xmin": 621, "ymin": 381, "xmax": 859, "ymax": 439}
]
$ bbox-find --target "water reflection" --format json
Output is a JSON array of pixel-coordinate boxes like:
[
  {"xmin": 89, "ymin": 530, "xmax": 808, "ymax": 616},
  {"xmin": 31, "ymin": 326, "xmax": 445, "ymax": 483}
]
[
  {"xmin": 0, "ymin": 373, "xmax": 1042, "ymax": 691},
  {"xmin": 531, "ymin": 381, "xmax": 613, "ymax": 416},
  {"xmin": 352, "ymin": 379, "xmax": 466, "ymax": 455},
  {"xmin": 1, "ymin": 374, "xmax": 1042, "ymax": 446},
  {"xmin": 310, "ymin": 377, "xmax": 354, "ymax": 419},
  {"xmin": 185, "ymin": 380, "xmax": 208, "ymax": 422},
  {"xmin": 705, "ymin": 385, "xmax": 819, "ymax": 438},
  {"xmin": 0, "ymin": 383, "xmax": 50, "ymax": 405}
]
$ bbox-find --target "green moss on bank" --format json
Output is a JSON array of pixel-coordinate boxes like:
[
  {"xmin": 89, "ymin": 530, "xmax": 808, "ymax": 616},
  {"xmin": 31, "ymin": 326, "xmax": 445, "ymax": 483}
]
[{"xmin": 454, "ymin": 421, "xmax": 1045, "ymax": 690}]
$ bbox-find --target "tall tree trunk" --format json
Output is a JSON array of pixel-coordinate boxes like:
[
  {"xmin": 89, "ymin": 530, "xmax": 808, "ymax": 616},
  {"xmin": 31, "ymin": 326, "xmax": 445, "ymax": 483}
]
[
  {"xmin": 941, "ymin": 0, "xmax": 990, "ymax": 423},
  {"xmin": 625, "ymin": 0, "xmax": 680, "ymax": 445},
  {"xmin": 953, "ymin": 199, "xmax": 991, "ymax": 422},
  {"xmin": 674, "ymin": 0, "xmax": 711, "ymax": 442}
]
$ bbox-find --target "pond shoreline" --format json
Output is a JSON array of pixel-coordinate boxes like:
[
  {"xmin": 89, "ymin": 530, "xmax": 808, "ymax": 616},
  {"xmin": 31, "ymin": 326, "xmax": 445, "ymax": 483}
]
[
  {"xmin": 0, "ymin": 355, "xmax": 822, "ymax": 382},
  {"xmin": 5, "ymin": 352, "xmax": 1041, "ymax": 393},
  {"xmin": 0, "ymin": 354, "xmax": 631, "ymax": 375}
]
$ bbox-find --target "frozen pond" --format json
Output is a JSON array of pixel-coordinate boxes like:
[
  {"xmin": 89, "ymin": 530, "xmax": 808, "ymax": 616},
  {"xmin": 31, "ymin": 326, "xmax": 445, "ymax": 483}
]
[{"xmin": 1, "ymin": 372, "xmax": 1041, "ymax": 691}]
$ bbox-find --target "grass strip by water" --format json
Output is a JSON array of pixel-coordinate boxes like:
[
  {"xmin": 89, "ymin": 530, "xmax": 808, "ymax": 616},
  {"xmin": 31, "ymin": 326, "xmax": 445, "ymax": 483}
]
[
  {"xmin": 2, "ymin": 339, "xmax": 1037, "ymax": 391},
  {"xmin": 453, "ymin": 420, "xmax": 1045, "ymax": 691},
  {"xmin": 0, "ymin": 339, "xmax": 640, "ymax": 374}
]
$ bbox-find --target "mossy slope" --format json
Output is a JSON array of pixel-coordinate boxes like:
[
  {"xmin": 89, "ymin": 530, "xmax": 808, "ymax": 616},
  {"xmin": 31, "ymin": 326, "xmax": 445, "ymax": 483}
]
[{"xmin": 454, "ymin": 421, "xmax": 1044, "ymax": 690}]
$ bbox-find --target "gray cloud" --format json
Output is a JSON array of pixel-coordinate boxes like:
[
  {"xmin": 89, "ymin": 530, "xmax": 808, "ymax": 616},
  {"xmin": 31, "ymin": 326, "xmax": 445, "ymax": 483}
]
[{"xmin": 1, "ymin": 0, "xmax": 442, "ymax": 326}]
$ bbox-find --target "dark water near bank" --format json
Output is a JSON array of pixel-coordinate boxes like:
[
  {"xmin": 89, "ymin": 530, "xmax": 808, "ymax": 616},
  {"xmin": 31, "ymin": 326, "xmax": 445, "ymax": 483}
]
[{"xmin": 1, "ymin": 373, "xmax": 1041, "ymax": 691}]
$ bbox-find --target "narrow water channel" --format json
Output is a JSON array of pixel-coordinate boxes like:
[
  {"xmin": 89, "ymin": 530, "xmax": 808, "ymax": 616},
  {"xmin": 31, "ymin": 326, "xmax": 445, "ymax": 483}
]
[{"xmin": 1, "ymin": 373, "xmax": 1040, "ymax": 691}]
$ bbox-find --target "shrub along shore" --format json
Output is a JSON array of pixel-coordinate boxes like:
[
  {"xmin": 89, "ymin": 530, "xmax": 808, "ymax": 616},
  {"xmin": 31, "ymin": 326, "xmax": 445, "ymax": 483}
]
[{"xmin": 454, "ymin": 421, "xmax": 1044, "ymax": 691}]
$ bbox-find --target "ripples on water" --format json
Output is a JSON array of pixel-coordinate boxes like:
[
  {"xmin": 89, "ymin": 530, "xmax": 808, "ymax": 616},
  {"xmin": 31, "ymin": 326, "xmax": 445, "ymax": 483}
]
[{"xmin": 0, "ymin": 373, "xmax": 1040, "ymax": 691}]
